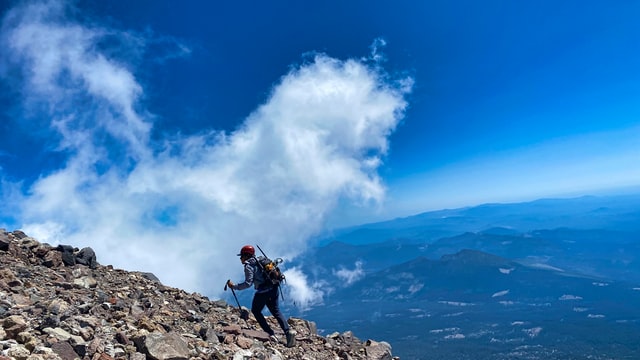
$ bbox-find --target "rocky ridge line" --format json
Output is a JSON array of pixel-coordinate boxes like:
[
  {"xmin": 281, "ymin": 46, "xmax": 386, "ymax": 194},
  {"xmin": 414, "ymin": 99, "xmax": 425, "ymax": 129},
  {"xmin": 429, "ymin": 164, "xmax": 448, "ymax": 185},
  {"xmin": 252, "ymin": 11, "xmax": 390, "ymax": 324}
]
[{"xmin": 0, "ymin": 229, "xmax": 397, "ymax": 360}]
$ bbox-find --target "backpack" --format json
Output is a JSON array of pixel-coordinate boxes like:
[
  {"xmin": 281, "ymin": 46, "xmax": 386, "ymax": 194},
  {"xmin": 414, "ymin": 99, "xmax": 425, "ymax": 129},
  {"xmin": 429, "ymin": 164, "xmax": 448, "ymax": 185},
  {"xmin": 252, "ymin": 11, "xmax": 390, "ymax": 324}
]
[{"xmin": 256, "ymin": 255, "xmax": 285, "ymax": 285}]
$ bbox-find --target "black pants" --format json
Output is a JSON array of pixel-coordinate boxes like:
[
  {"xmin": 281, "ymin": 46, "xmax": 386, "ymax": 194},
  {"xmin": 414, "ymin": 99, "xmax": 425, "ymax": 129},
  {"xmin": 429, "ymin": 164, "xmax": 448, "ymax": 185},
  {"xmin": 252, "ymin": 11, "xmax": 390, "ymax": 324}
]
[{"xmin": 251, "ymin": 286, "xmax": 289, "ymax": 335}]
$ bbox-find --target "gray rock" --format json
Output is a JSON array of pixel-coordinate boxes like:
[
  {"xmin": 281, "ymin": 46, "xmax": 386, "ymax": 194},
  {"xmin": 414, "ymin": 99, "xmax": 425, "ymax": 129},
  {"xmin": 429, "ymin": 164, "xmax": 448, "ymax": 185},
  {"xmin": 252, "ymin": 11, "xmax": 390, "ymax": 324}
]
[
  {"xmin": 143, "ymin": 332, "xmax": 190, "ymax": 360},
  {"xmin": 47, "ymin": 299, "xmax": 70, "ymax": 315},
  {"xmin": 72, "ymin": 276, "xmax": 97, "ymax": 289},
  {"xmin": 129, "ymin": 352, "xmax": 146, "ymax": 360},
  {"xmin": 7, "ymin": 344, "xmax": 31, "ymax": 360},
  {"xmin": 365, "ymin": 340, "xmax": 392, "ymax": 360},
  {"xmin": 56, "ymin": 245, "xmax": 76, "ymax": 266},
  {"xmin": 12, "ymin": 230, "xmax": 27, "ymax": 239},
  {"xmin": 75, "ymin": 247, "xmax": 97, "ymax": 269},
  {"xmin": 138, "ymin": 272, "xmax": 160, "ymax": 282},
  {"xmin": 232, "ymin": 349, "xmax": 253, "ymax": 360}
]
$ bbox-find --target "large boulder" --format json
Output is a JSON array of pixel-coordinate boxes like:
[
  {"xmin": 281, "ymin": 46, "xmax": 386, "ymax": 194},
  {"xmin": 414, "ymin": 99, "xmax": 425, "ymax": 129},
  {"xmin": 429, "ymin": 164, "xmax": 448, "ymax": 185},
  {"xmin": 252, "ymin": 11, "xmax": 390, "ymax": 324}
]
[
  {"xmin": 75, "ymin": 247, "xmax": 97, "ymax": 269},
  {"xmin": 365, "ymin": 340, "xmax": 393, "ymax": 360},
  {"xmin": 0, "ymin": 232, "xmax": 9, "ymax": 251},
  {"xmin": 140, "ymin": 332, "xmax": 190, "ymax": 360}
]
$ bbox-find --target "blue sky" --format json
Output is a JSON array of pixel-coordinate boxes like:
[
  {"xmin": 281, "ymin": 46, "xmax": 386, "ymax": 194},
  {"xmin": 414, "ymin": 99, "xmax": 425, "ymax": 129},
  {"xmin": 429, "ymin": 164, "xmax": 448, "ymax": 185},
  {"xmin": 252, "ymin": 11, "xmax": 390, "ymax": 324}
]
[{"xmin": 1, "ymin": 0, "xmax": 639, "ymax": 303}]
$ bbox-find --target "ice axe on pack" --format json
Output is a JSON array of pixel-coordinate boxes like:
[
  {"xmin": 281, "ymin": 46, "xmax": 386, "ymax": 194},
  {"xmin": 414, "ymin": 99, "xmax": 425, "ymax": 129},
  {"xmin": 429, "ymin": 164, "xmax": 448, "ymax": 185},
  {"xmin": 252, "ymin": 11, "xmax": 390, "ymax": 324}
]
[{"xmin": 224, "ymin": 279, "xmax": 250, "ymax": 321}]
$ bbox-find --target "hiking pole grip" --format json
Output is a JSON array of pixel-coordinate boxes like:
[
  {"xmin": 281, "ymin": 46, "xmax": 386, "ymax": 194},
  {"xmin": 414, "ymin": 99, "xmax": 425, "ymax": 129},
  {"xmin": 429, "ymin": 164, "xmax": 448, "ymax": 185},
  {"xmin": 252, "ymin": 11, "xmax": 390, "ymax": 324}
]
[{"xmin": 224, "ymin": 279, "xmax": 230, "ymax": 291}]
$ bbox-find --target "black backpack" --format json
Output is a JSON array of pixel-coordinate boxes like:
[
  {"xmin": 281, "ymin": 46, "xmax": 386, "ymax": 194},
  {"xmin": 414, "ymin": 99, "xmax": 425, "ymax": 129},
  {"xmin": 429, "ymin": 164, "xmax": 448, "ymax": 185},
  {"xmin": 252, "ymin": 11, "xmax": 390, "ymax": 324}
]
[{"xmin": 255, "ymin": 253, "xmax": 285, "ymax": 285}]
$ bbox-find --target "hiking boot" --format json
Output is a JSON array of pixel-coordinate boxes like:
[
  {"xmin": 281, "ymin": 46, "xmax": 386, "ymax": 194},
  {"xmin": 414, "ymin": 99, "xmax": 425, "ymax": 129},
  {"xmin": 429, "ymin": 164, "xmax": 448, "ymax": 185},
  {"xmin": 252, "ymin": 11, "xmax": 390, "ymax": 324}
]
[
  {"xmin": 285, "ymin": 330, "xmax": 296, "ymax": 348},
  {"xmin": 269, "ymin": 334, "xmax": 280, "ymax": 343}
]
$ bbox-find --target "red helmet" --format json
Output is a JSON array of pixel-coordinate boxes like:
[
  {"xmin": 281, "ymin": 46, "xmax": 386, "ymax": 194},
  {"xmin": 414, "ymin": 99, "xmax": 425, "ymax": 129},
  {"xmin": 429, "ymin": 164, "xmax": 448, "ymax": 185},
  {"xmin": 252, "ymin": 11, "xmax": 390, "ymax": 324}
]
[{"xmin": 237, "ymin": 245, "xmax": 255, "ymax": 257}]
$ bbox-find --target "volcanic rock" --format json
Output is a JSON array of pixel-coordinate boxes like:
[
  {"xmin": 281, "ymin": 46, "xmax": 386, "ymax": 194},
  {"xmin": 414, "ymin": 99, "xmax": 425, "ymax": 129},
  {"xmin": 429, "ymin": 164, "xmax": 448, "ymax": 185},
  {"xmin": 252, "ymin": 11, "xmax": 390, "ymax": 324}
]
[{"xmin": 0, "ymin": 229, "xmax": 398, "ymax": 360}]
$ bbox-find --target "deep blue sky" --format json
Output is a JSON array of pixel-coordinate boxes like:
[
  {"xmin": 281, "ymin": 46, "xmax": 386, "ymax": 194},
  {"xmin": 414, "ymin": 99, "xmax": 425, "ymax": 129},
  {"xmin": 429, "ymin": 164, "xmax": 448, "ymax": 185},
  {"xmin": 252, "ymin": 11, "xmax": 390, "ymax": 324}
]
[
  {"xmin": 1, "ymin": 0, "xmax": 639, "ymax": 296},
  {"xmin": 3, "ymin": 1, "xmax": 640, "ymax": 212}
]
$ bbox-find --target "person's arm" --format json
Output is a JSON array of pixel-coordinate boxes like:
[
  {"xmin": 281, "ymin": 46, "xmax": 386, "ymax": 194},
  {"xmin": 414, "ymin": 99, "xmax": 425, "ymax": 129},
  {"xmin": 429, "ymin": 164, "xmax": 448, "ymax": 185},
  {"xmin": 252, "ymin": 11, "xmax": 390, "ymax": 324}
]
[{"xmin": 232, "ymin": 262, "xmax": 254, "ymax": 290}]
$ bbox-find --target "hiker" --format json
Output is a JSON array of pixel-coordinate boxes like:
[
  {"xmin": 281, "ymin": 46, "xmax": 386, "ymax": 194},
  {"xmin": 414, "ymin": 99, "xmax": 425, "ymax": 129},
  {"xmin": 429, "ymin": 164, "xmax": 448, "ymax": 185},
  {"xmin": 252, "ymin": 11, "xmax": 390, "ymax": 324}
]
[{"xmin": 226, "ymin": 245, "xmax": 296, "ymax": 347}]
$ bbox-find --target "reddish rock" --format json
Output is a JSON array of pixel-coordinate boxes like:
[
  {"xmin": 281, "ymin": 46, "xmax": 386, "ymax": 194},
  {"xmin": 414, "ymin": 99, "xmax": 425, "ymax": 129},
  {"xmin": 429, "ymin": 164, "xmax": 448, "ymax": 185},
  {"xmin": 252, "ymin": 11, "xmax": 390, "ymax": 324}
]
[
  {"xmin": 222, "ymin": 324, "xmax": 242, "ymax": 335},
  {"xmin": 242, "ymin": 329, "xmax": 270, "ymax": 341},
  {"xmin": 43, "ymin": 250, "xmax": 63, "ymax": 268},
  {"xmin": 236, "ymin": 335, "xmax": 253, "ymax": 349},
  {"xmin": 51, "ymin": 341, "xmax": 80, "ymax": 360}
]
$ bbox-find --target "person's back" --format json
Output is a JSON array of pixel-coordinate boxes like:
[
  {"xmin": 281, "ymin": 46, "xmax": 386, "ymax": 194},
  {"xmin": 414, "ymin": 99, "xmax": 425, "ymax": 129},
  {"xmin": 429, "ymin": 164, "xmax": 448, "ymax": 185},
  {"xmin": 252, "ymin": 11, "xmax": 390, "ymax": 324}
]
[{"xmin": 238, "ymin": 256, "xmax": 271, "ymax": 292}]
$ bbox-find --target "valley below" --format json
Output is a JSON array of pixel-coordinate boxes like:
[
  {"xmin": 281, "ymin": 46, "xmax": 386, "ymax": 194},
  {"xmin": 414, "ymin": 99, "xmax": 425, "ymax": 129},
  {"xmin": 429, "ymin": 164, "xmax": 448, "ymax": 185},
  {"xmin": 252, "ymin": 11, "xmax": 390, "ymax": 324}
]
[{"xmin": 293, "ymin": 194, "xmax": 640, "ymax": 359}]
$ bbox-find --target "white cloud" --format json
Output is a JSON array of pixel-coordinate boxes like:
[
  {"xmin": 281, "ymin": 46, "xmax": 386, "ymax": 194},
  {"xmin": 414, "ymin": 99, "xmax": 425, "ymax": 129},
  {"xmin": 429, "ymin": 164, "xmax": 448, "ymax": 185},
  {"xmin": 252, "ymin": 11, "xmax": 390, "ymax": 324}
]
[
  {"xmin": 438, "ymin": 301, "xmax": 475, "ymax": 307},
  {"xmin": 0, "ymin": 1, "xmax": 411, "ymax": 304},
  {"xmin": 2, "ymin": 1, "xmax": 149, "ymax": 159},
  {"xmin": 523, "ymin": 327, "xmax": 542, "ymax": 338},
  {"xmin": 333, "ymin": 261, "xmax": 365, "ymax": 285},
  {"xmin": 408, "ymin": 283, "xmax": 423, "ymax": 294},
  {"xmin": 491, "ymin": 289, "xmax": 510, "ymax": 298},
  {"xmin": 367, "ymin": 37, "xmax": 388, "ymax": 63},
  {"xmin": 282, "ymin": 267, "xmax": 326, "ymax": 310}
]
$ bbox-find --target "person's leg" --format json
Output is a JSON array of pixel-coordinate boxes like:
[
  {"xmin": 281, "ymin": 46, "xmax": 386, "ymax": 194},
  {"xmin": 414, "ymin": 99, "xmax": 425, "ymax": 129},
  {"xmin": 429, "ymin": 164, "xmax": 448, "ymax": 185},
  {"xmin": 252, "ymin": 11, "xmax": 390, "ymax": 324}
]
[
  {"xmin": 265, "ymin": 287, "xmax": 296, "ymax": 347},
  {"xmin": 251, "ymin": 292, "xmax": 274, "ymax": 335},
  {"xmin": 265, "ymin": 287, "xmax": 289, "ymax": 333}
]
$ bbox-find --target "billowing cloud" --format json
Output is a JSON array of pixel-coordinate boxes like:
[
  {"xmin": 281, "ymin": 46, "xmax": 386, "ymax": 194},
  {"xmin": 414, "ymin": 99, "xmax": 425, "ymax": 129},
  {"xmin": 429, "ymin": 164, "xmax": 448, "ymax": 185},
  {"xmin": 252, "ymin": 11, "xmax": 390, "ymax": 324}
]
[
  {"xmin": 0, "ymin": 0, "xmax": 412, "ymax": 303},
  {"xmin": 282, "ymin": 267, "xmax": 326, "ymax": 310},
  {"xmin": 333, "ymin": 261, "xmax": 365, "ymax": 286}
]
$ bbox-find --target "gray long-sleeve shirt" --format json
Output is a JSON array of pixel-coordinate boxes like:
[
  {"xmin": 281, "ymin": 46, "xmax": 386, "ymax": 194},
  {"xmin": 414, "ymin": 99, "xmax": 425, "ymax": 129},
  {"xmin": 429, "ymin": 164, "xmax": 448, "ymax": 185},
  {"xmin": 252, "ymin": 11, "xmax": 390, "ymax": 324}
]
[{"xmin": 233, "ymin": 257, "xmax": 272, "ymax": 293}]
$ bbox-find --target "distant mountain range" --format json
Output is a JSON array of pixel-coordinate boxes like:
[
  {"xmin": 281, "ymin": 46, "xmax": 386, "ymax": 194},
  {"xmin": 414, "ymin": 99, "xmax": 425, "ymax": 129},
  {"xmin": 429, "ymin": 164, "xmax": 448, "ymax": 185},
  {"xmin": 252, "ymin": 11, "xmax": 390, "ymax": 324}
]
[
  {"xmin": 315, "ymin": 193, "xmax": 640, "ymax": 245},
  {"xmin": 291, "ymin": 193, "xmax": 640, "ymax": 360}
]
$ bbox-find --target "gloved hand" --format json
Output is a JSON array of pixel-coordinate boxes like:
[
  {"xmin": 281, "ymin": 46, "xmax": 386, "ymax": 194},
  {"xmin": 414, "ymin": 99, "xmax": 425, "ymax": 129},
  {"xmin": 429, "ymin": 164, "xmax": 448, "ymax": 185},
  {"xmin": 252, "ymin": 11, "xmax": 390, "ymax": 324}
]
[{"xmin": 226, "ymin": 279, "xmax": 235, "ymax": 289}]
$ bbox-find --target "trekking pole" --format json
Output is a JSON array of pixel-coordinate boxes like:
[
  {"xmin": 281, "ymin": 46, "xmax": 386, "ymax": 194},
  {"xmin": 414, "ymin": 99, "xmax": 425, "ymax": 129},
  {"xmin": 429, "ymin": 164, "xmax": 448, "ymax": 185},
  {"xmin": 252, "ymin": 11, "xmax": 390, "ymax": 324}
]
[
  {"xmin": 224, "ymin": 280, "xmax": 249, "ymax": 321},
  {"xmin": 224, "ymin": 279, "xmax": 241, "ymax": 307}
]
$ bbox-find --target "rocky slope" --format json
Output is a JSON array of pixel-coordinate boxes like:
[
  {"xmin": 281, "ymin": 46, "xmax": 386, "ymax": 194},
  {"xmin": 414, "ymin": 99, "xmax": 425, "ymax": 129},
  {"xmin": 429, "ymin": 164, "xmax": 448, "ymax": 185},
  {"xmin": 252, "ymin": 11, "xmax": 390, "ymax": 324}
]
[{"xmin": 0, "ymin": 229, "xmax": 397, "ymax": 360}]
